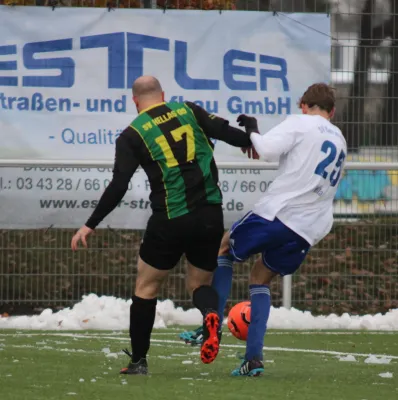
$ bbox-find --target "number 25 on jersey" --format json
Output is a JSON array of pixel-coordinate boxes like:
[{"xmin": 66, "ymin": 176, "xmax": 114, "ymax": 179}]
[{"xmin": 314, "ymin": 140, "xmax": 346, "ymax": 187}]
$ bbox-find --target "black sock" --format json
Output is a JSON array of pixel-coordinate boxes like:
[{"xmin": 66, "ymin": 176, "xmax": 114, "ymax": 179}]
[
  {"xmin": 129, "ymin": 295, "xmax": 157, "ymax": 362},
  {"xmin": 192, "ymin": 285, "xmax": 219, "ymax": 317}
]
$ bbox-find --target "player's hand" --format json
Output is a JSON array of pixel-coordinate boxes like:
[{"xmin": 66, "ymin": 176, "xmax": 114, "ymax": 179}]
[
  {"xmin": 71, "ymin": 225, "xmax": 94, "ymax": 251},
  {"xmin": 241, "ymin": 146, "xmax": 260, "ymax": 160},
  {"xmin": 237, "ymin": 114, "xmax": 259, "ymax": 134}
]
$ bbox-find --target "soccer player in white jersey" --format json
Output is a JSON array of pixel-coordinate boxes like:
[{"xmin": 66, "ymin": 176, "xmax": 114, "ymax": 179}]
[{"xmin": 180, "ymin": 83, "xmax": 347, "ymax": 377}]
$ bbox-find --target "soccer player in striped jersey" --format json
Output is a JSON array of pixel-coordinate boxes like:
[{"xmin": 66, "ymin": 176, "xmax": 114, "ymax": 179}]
[{"xmin": 71, "ymin": 76, "xmax": 253, "ymax": 375}]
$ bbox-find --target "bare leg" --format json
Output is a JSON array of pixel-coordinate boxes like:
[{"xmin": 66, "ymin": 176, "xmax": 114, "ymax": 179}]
[{"xmin": 135, "ymin": 257, "xmax": 169, "ymax": 299}]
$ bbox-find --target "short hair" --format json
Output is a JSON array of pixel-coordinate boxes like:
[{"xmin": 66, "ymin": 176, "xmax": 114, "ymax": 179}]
[
  {"xmin": 132, "ymin": 76, "xmax": 163, "ymax": 98},
  {"xmin": 298, "ymin": 83, "xmax": 336, "ymax": 113}
]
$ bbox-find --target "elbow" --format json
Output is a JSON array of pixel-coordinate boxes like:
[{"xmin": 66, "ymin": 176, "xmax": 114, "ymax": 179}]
[
  {"xmin": 252, "ymin": 147, "xmax": 280, "ymax": 162},
  {"xmin": 260, "ymin": 152, "xmax": 279, "ymax": 162},
  {"xmin": 108, "ymin": 176, "xmax": 130, "ymax": 197}
]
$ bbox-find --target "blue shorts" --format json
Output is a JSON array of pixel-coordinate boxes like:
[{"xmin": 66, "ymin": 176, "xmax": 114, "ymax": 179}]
[{"xmin": 229, "ymin": 212, "xmax": 311, "ymax": 276}]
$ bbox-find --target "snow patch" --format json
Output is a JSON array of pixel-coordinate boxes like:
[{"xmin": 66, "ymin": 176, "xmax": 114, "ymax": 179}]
[
  {"xmin": 337, "ymin": 355, "xmax": 357, "ymax": 362},
  {"xmin": 0, "ymin": 294, "xmax": 397, "ymax": 330},
  {"xmin": 365, "ymin": 356, "xmax": 392, "ymax": 365},
  {"xmin": 379, "ymin": 372, "xmax": 393, "ymax": 378}
]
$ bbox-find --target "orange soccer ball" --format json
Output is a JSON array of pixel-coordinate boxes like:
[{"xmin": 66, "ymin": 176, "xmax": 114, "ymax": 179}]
[{"xmin": 227, "ymin": 301, "xmax": 251, "ymax": 341}]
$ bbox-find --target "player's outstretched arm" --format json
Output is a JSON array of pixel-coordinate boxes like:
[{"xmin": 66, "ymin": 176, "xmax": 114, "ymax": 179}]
[
  {"xmin": 85, "ymin": 132, "xmax": 139, "ymax": 230},
  {"xmin": 238, "ymin": 114, "xmax": 297, "ymax": 162},
  {"xmin": 185, "ymin": 101, "xmax": 252, "ymax": 148},
  {"xmin": 71, "ymin": 131, "xmax": 139, "ymax": 250}
]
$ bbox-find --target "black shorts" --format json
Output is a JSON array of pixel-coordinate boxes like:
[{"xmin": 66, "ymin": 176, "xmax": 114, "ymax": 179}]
[{"xmin": 140, "ymin": 204, "xmax": 224, "ymax": 272}]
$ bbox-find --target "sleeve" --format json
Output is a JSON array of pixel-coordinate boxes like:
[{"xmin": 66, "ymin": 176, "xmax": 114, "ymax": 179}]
[
  {"xmin": 85, "ymin": 129, "xmax": 140, "ymax": 229},
  {"xmin": 185, "ymin": 101, "xmax": 251, "ymax": 148},
  {"xmin": 250, "ymin": 117, "xmax": 297, "ymax": 162}
]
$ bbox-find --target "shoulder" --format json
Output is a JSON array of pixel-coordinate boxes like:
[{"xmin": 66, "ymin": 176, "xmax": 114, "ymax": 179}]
[
  {"xmin": 184, "ymin": 101, "xmax": 196, "ymax": 110},
  {"xmin": 117, "ymin": 124, "xmax": 144, "ymax": 148},
  {"xmin": 329, "ymin": 122, "xmax": 347, "ymax": 149},
  {"xmin": 278, "ymin": 114, "xmax": 308, "ymax": 130},
  {"xmin": 284, "ymin": 114, "xmax": 304, "ymax": 122},
  {"xmin": 166, "ymin": 101, "xmax": 184, "ymax": 108},
  {"xmin": 287, "ymin": 115, "xmax": 333, "ymax": 136},
  {"xmin": 268, "ymin": 115, "xmax": 303, "ymax": 136},
  {"xmin": 183, "ymin": 101, "xmax": 205, "ymax": 115},
  {"xmin": 288, "ymin": 114, "xmax": 319, "ymax": 127},
  {"xmin": 167, "ymin": 101, "xmax": 196, "ymax": 117}
]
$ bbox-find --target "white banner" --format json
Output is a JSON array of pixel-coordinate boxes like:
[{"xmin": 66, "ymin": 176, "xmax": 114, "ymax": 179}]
[{"xmin": 0, "ymin": 7, "xmax": 331, "ymax": 229}]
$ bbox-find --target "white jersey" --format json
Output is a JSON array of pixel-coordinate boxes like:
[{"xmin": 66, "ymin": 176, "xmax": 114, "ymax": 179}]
[{"xmin": 250, "ymin": 114, "xmax": 347, "ymax": 246}]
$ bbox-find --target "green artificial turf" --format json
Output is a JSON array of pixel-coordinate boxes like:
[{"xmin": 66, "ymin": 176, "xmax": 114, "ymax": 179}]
[{"xmin": 0, "ymin": 329, "xmax": 397, "ymax": 400}]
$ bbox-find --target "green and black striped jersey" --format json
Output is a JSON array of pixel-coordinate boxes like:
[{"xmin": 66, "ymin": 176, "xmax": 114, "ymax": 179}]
[
  {"xmin": 85, "ymin": 101, "xmax": 251, "ymax": 228},
  {"xmin": 130, "ymin": 102, "xmax": 222, "ymax": 218}
]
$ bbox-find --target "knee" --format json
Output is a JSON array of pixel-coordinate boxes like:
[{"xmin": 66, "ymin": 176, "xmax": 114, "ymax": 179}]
[
  {"xmin": 186, "ymin": 280, "xmax": 197, "ymax": 296},
  {"xmin": 186, "ymin": 275, "xmax": 212, "ymax": 296},
  {"xmin": 249, "ymin": 273, "xmax": 271, "ymax": 286},
  {"xmin": 186, "ymin": 277, "xmax": 195, "ymax": 296},
  {"xmin": 249, "ymin": 270, "xmax": 265, "ymax": 285},
  {"xmin": 135, "ymin": 276, "xmax": 159, "ymax": 299},
  {"xmin": 186, "ymin": 265, "xmax": 213, "ymax": 296},
  {"xmin": 249, "ymin": 257, "xmax": 275, "ymax": 286}
]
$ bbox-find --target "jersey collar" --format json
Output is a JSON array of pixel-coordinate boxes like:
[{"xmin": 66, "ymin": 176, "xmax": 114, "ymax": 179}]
[{"xmin": 139, "ymin": 102, "xmax": 166, "ymax": 115}]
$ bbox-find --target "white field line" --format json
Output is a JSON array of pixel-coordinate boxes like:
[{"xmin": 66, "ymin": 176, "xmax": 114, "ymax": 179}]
[
  {"xmin": 246, "ymin": 332, "xmax": 398, "ymax": 335},
  {"xmin": 152, "ymin": 339, "xmax": 398, "ymax": 360},
  {"xmin": 2, "ymin": 332, "xmax": 397, "ymax": 360},
  {"xmin": 2, "ymin": 331, "xmax": 398, "ymax": 336},
  {"xmin": 8, "ymin": 344, "xmax": 98, "ymax": 354}
]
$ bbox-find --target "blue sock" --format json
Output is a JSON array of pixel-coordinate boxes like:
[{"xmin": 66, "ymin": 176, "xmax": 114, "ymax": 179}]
[
  {"xmin": 211, "ymin": 255, "xmax": 233, "ymax": 321},
  {"xmin": 245, "ymin": 284, "xmax": 271, "ymax": 361}
]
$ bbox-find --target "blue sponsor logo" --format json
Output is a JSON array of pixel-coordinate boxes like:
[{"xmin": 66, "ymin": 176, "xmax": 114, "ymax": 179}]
[
  {"xmin": 0, "ymin": 32, "xmax": 290, "ymax": 91},
  {"xmin": 336, "ymin": 170, "xmax": 391, "ymax": 201}
]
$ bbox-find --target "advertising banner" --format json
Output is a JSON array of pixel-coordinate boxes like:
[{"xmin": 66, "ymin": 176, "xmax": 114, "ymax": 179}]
[{"xmin": 0, "ymin": 7, "xmax": 331, "ymax": 228}]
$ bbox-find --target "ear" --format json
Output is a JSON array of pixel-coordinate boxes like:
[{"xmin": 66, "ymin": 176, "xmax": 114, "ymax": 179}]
[
  {"xmin": 329, "ymin": 107, "xmax": 336, "ymax": 120},
  {"xmin": 161, "ymin": 91, "xmax": 165, "ymax": 102},
  {"xmin": 301, "ymin": 104, "xmax": 309, "ymax": 114},
  {"xmin": 133, "ymin": 95, "xmax": 138, "ymax": 107}
]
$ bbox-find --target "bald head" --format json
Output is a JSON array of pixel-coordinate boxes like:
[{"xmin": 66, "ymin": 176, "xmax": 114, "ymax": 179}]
[
  {"xmin": 132, "ymin": 76, "xmax": 163, "ymax": 98},
  {"xmin": 132, "ymin": 76, "xmax": 164, "ymax": 113}
]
